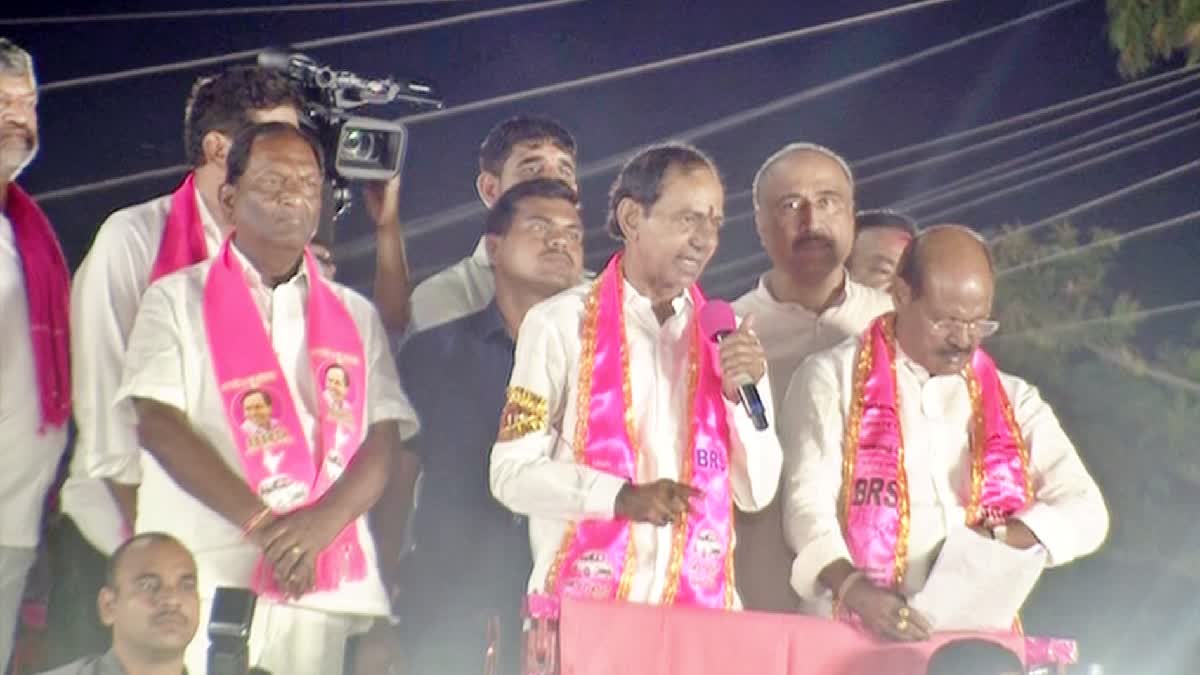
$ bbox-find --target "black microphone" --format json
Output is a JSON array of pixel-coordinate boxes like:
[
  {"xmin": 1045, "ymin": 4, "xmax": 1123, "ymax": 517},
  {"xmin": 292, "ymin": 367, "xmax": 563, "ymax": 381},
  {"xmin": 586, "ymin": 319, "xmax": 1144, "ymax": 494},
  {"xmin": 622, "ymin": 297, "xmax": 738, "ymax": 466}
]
[{"xmin": 699, "ymin": 301, "xmax": 769, "ymax": 431}]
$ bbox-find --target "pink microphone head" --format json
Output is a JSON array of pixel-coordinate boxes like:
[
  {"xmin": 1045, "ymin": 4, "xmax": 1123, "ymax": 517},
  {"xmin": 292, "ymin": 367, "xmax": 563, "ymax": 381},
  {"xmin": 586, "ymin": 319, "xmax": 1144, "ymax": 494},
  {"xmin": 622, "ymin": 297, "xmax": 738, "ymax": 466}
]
[{"xmin": 699, "ymin": 300, "xmax": 737, "ymax": 342}]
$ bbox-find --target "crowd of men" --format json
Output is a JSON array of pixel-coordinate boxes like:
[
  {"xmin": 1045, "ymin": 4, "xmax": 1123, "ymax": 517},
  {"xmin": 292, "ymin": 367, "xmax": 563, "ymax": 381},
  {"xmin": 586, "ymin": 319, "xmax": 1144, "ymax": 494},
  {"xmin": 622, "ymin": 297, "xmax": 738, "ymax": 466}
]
[{"xmin": 0, "ymin": 36, "xmax": 1109, "ymax": 675}]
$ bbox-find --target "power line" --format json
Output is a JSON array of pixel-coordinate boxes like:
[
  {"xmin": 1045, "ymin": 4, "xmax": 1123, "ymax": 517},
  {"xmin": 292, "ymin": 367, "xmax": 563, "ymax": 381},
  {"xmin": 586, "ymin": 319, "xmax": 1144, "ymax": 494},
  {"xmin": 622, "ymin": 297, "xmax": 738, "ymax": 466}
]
[
  {"xmin": 859, "ymin": 74, "xmax": 1200, "ymax": 190},
  {"xmin": 397, "ymin": 0, "xmax": 963, "ymax": 125},
  {"xmin": 339, "ymin": 0, "xmax": 1086, "ymax": 260},
  {"xmin": 892, "ymin": 86, "xmax": 1200, "ymax": 211},
  {"xmin": 997, "ymin": 210, "xmax": 1200, "ymax": 277},
  {"xmin": 31, "ymin": 0, "xmax": 963, "ymax": 208},
  {"xmin": 904, "ymin": 106, "xmax": 1200, "ymax": 215},
  {"xmin": 854, "ymin": 63, "xmax": 1200, "ymax": 171},
  {"xmin": 0, "ymin": 0, "xmax": 470, "ymax": 25},
  {"xmin": 990, "ymin": 158, "xmax": 1200, "ymax": 244},
  {"xmin": 991, "ymin": 300, "xmax": 1200, "ymax": 341},
  {"xmin": 914, "ymin": 118, "xmax": 1200, "ymax": 223},
  {"xmin": 37, "ymin": 0, "xmax": 586, "ymax": 93}
]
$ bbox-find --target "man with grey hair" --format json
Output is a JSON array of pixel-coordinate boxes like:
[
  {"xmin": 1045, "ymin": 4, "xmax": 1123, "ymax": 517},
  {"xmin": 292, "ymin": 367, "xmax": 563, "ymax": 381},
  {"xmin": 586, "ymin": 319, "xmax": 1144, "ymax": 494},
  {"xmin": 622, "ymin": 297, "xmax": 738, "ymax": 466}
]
[
  {"xmin": 0, "ymin": 37, "xmax": 72, "ymax": 669},
  {"xmin": 732, "ymin": 142, "xmax": 892, "ymax": 613}
]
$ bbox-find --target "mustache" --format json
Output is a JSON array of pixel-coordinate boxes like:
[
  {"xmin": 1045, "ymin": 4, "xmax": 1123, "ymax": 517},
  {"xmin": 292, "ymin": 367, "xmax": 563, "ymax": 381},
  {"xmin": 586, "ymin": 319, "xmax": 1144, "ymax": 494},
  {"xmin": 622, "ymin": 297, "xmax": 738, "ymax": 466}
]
[
  {"xmin": 791, "ymin": 233, "xmax": 834, "ymax": 247},
  {"xmin": 0, "ymin": 124, "xmax": 33, "ymax": 140},
  {"xmin": 152, "ymin": 610, "xmax": 188, "ymax": 624}
]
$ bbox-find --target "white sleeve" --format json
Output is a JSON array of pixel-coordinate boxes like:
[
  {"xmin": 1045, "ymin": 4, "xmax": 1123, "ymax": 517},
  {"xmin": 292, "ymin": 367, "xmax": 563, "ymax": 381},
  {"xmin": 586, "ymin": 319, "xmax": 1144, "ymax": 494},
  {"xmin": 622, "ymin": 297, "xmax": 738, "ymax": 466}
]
[
  {"xmin": 114, "ymin": 283, "xmax": 189, "ymax": 419},
  {"xmin": 1009, "ymin": 382, "xmax": 1109, "ymax": 566},
  {"xmin": 780, "ymin": 356, "xmax": 852, "ymax": 601},
  {"xmin": 725, "ymin": 368, "xmax": 783, "ymax": 513},
  {"xmin": 488, "ymin": 305, "xmax": 627, "ymax": 521},
  {"xmin": 73, "ymin": 212, "xmax": 154, "ymax": 484}
]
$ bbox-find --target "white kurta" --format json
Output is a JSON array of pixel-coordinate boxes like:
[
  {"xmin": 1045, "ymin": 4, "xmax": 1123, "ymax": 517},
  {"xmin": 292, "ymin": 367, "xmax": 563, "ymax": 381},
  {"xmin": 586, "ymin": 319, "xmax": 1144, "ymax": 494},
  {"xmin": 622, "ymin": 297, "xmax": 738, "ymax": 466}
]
[
  {"xmin": 408, "ymin": 237, "xmax": 494, "ymax": 333},
  {"xmin": 115, "ymin": 245, "xmax": 418, "ymax": 614},
  {"xmin": 0, "ymin": 212, "xmax": 68, "ymax": 548},
  {"xmin": 730, "ymin": 271, "xmax": 893, "ymax": 612},
  {"xmin": 732, "ymin": 273, "xmax": 893, "ymax": 410},
  {"xmin": 68, "ymin": 188, "xmax": 224, "ymax": 554},
  {"xmin": 781, "ymin": 336, "xmax": 1109, "ymax": 617},
  {"xmin": 489, "ymin": 279, "xmax": 783, "ymax": 606}
]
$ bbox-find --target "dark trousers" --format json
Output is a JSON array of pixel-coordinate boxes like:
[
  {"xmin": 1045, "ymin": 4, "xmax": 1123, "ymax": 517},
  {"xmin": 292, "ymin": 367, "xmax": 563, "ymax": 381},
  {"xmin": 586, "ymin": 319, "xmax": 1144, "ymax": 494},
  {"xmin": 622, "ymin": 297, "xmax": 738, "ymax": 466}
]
[{"xmin": 43, "ymin": 515, "xmax": 109, "ymax": 669}]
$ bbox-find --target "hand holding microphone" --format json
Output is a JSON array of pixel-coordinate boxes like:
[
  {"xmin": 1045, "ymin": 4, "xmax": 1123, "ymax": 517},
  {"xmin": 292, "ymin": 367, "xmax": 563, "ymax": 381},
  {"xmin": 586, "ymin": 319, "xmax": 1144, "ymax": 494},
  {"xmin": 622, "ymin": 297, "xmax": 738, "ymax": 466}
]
[{"xmin": 699, "ymin": 302, "xmax": 769, "ymax": 430}]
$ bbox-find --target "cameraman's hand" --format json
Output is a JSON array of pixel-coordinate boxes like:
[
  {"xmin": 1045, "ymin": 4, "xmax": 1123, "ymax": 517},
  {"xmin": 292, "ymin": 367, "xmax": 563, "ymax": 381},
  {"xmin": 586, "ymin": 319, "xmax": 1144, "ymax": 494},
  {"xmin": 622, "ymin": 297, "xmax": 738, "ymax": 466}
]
[{"xmin": 363, "ymin": 177, "xmax": 402, "ymax": 231}]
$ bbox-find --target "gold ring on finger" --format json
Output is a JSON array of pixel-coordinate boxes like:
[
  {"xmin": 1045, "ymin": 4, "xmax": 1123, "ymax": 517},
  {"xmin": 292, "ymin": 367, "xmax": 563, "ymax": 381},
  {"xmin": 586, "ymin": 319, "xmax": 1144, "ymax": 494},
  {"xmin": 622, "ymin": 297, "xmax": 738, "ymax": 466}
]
[
  {"xmin": 291, "ymin": 545, "xmax": 304, "ymax": 557},
  {"xmin": 897, "ymin": 606, "xmax": 910, "ymax": 619},
  {"xmin": 896, "ymin": 618, "xmax": 909, "ymax": 632}
]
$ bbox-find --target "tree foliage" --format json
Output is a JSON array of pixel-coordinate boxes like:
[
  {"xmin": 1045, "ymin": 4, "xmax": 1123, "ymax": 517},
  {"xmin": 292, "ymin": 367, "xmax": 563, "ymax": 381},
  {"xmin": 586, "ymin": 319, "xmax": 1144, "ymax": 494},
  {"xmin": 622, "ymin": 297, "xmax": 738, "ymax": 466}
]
[{"xmin": 1107, "ymin": 0, "xmax": 1200, "ymax": 78}]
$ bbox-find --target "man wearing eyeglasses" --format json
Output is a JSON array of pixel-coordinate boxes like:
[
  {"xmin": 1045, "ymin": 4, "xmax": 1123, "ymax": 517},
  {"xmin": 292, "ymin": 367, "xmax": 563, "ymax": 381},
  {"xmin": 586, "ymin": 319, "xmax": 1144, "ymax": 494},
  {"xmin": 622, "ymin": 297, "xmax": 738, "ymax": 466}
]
[{"xmin": 780, "ymin": 225, "xmax": 1108, "ymax": 642}]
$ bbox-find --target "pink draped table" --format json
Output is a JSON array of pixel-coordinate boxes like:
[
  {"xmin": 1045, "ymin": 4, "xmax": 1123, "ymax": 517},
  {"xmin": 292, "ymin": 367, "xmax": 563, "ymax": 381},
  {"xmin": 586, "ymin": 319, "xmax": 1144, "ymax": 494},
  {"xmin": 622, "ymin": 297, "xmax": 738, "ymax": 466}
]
[{"xmin": 536, "ymin": 597, "xmax": 1071, "ymax": 675}]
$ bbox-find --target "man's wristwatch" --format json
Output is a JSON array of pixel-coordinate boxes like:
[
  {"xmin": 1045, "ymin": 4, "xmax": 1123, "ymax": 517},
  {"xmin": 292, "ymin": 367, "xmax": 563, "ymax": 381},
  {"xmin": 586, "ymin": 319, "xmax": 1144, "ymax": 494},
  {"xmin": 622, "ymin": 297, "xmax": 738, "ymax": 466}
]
[{"xmin": 991, "ymin": 524, "xmax": 1009, "ymax": 544}]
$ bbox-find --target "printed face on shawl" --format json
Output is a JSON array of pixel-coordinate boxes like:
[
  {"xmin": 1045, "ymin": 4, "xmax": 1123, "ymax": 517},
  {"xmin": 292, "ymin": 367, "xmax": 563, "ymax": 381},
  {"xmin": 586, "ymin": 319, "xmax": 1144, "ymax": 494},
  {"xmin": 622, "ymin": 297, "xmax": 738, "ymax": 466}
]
[
  {"xmin": 242, "ymin": 389, "xmax": 274, "ymax": 429},
  {"xmin": 222, "ymin": 130, "xmax": 322, "ymax": 260},
  {"xmin": 755, "ymin": 149, "xmax": 855, "ymax": 285},
  {"xmin": 324, "ymin": 365, "xmax": 349, "ymax": 404},
  {"xmin": 0, "ymin": 72, "xmax": 38, "ymax": 180},
  {"xmin": 99, "ymin": 537, "xmax": 200, "ymax": 659}
]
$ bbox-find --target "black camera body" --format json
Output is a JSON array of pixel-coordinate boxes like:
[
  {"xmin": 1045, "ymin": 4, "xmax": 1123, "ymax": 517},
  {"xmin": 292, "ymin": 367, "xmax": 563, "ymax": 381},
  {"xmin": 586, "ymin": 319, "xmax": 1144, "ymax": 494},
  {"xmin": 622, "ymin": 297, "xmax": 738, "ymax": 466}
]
[
  {"xmin": 207, "ymin": 587, "xmax": 257, "ymax": 675},
  {"xmin": 257, "ymin": 49, "xmax": 443, "ymax": 218}
]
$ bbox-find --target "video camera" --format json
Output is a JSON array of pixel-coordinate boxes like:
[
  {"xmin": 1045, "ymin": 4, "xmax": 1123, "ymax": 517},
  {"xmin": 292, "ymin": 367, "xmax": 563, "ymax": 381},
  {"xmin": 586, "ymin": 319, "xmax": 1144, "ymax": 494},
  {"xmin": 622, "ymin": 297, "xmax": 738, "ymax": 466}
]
[{"xmin": 257, "ymin": 49, "xmax": 443, "ymax": 219}]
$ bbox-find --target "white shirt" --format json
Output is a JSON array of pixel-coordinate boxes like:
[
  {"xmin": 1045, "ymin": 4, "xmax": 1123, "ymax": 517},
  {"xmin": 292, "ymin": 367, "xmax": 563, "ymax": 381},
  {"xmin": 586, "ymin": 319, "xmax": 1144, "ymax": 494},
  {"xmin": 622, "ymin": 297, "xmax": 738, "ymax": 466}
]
[
  {"xmin": 0, "ymin": 212, "xmax": 68, "ymax": 548},
  {"xmin": 730, "ymin": 271, "xmax": 892, "ymax": 612},
  {"xmin": 489, "ymin": 278, "xmax": 783, "ymax": 605},
  {"xmin": 67, "ymin": 188, "xmax": 224, "ymax": 554},
  {"xmin": 408, "ymin": 237, "xmax": 493, "ymax": 333},
  {"xmin": 115, "ymin": 246, "xmax": 419, "ymax": 616},
  {"xmin": 781, "ymin": 336, "xmax": 1109, "ymax": 616},
  {"xmin": 733, "ymin": 272, "xmax": 893, "ymax": 410}
]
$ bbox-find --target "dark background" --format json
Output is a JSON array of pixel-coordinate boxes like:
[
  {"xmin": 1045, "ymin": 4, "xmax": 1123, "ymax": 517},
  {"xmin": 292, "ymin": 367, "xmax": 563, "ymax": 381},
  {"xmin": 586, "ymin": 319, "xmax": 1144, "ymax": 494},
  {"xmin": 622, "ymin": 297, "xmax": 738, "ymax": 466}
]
[{"xmin": 7, "ymin": 1, "xmax": 1199, "ymax": 671}]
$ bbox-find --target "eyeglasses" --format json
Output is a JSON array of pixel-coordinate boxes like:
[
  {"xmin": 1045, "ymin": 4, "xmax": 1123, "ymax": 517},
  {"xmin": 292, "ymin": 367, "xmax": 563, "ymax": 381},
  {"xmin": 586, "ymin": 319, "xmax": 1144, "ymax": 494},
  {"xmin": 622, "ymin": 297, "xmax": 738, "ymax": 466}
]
[{"xmin": 928, "ymin": 317, "xmax": 1000, "ymax": 338}]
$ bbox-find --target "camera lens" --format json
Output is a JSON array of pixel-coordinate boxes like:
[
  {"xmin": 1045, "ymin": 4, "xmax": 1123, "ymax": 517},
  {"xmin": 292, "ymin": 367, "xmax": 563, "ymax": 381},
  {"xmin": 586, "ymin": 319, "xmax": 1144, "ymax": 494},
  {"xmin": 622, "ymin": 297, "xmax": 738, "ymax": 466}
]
[{"xmin": 340, "ymin": 129, "xmax": 379, "ymax": 162}]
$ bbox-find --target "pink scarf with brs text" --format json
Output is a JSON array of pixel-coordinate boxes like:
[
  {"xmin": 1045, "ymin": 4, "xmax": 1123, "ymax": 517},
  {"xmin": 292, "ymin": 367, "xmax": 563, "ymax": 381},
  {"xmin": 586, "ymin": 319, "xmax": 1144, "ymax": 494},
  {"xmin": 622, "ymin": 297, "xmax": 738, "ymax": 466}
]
[
  {"xmin": 838, "ymin": 315, "xmax": 1077, "ymax": 667},
  {"xmin": 545, "ymin": 254, "xmax": 735, "ymax": 609},
  {"xmin": 149, "ymin": 173, "xmax": 209, "ymax": 283},
  {"xmin": 203, "ymin": 239, "xmax": 368, "ymax": 599},
  {"xmin": 839, "ymin": 314, "xmax": 1032, "ymax": 594}
]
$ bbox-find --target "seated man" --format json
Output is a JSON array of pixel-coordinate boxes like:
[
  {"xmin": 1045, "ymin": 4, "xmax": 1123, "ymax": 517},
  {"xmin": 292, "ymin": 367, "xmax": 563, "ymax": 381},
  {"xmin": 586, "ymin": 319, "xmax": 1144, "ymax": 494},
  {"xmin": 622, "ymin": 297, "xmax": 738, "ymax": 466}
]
[
  {"xmin": 846, "ymin": 208, "xmax": 918, "ymax": 292},
  {"xmin": 38, "ymin": 533, "xmax": 198, "ymax": 675},
  {"xmin": 782, "ymin": 225, "xmax": 1107, "ymax": 643}
]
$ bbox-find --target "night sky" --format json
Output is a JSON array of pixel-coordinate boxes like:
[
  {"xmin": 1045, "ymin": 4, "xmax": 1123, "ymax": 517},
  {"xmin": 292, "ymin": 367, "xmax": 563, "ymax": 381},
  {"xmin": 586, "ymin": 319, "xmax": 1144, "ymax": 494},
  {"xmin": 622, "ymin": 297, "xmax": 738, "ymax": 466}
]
[{"xmin": 6, "ymin": 0, "xmax": 1199, "ymax": 670}]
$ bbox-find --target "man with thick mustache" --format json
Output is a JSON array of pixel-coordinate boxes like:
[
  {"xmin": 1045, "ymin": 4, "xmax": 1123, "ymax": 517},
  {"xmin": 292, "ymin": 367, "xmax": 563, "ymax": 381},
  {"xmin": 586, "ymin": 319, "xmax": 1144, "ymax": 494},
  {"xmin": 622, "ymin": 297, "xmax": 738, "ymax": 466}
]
[
  {"xmin": 732, "ymin": 144, "xmax": 891, "ymax": 613},
  {"xmin": 0, "ymin": 37, "xmax": 71, "ymax": 671},
  {"xmin": 490, "ymin": 144, "xmax": 782, "ymax": 611},
  {"xmin": 37, "ymin": 533, "xmax": 199, "ymax": 675},
  {"xmin": 782, "ymin": 226, "xmax": 1107, "ymax": 648}
]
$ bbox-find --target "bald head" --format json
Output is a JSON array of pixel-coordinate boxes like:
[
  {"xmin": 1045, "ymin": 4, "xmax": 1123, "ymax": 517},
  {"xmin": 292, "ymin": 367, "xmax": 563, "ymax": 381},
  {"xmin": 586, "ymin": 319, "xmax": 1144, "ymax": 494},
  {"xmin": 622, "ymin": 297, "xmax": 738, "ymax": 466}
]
[
  {"xmin": 896, "ymin": 224, "xmax": 993, "ymax": 298},
  {"xmin": 893, "ymin": 225, "xmax": 997, "ymax": 376}
]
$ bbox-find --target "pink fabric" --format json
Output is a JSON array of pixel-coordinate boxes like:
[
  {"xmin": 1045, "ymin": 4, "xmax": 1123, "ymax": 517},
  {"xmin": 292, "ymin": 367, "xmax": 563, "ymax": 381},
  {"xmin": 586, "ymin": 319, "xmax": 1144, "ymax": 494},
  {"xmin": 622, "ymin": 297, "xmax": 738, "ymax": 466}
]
[
  {"xmin": 843, "ymin": 319, "xmax": 907, "ymax": 591},
  {"xmin": 551, "ymin": 254, "xmax": 734, "ymax": 608},
  {"xmin": 970, "ymin": 348, "xmax": 1034, "ymax": 525},
  {"xmin": 558, "ymin": 598, "xmax": 1025, "ymax": 675},
  {"xmin": 203, "ymin": 239, "xmax": 367, "ymax": 598},
  {"xmin": 149, "ymin": 173, "xmax": 208, "ymax": 283},
  {"xmin": 5, "ymin": 183, "xmax": 70, "ymax": 431}
]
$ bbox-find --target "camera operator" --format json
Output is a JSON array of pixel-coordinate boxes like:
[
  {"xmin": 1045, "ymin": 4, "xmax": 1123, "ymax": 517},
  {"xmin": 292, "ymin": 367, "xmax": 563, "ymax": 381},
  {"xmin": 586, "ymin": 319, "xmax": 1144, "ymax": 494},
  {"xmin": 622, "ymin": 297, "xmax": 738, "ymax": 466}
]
[{"xmin": 37, "ymin": 533, "xmax": 199, "ymax": 675}]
